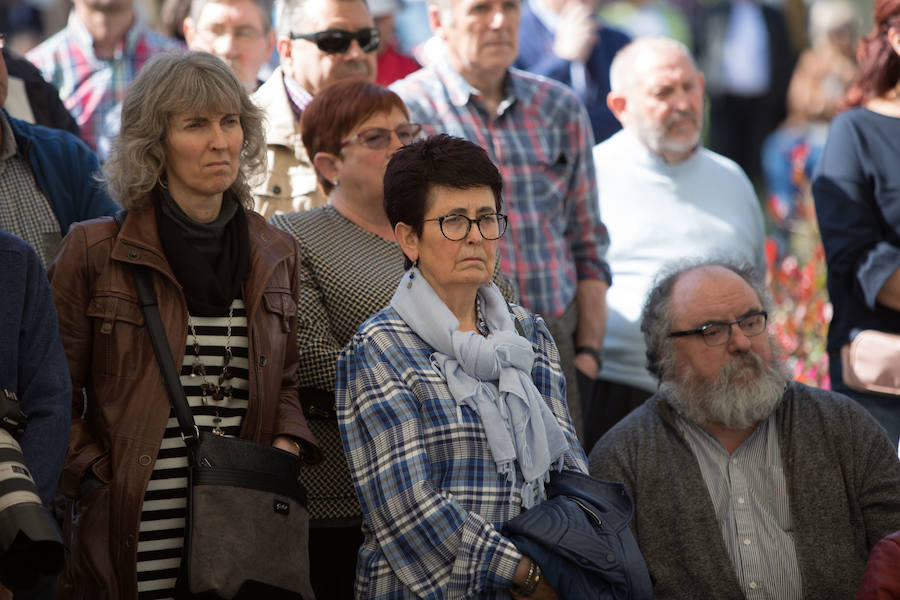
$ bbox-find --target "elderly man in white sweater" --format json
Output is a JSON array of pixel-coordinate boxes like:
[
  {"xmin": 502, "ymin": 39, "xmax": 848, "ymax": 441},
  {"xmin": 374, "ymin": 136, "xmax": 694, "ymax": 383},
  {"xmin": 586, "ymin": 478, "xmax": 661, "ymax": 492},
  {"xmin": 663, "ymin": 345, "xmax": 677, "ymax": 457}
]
[{"xmin": 586, "ymin": 36, "xmax": 765, "ymax": 451}]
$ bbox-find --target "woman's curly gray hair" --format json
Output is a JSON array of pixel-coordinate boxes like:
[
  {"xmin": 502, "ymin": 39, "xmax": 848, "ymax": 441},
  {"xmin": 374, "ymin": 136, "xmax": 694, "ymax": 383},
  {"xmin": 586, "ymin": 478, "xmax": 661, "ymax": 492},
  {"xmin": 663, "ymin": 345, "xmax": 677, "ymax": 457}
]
[
  {"xmin": 641, "ymin": 257, "xmax": 771, "ymax": 381},
  {"xmin": 103, "ymin": 50, "xmax": 266, "ymax": 210}
]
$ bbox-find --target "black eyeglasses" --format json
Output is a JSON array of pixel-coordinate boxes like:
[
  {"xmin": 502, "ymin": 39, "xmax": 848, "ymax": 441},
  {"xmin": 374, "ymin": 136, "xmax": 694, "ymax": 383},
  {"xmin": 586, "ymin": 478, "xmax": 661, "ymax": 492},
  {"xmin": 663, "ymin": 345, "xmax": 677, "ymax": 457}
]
[
  {"xmin": 340, "ymin": 123, "xmax": 423, "ymax": 150},
  {"xmin": 668, "ymin": 311, "xmax": 768, "ymax": 347},
  {"xmin": 289, "ymin": 27, "xmax": 380, "ymax": 54},
  {"xmin": 423, "ymin": 213, "xmax": 508, "ymax": 241}
]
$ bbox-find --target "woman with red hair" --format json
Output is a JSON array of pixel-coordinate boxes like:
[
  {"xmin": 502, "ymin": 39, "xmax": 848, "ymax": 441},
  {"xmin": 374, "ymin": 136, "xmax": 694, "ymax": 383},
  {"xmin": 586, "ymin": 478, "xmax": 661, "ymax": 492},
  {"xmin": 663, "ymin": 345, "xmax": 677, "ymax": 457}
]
[
  {"xmin": 269, "ymin": 80, "xmax": 517, "ymax": 600},
  {"xmin": 813, "ymin": 0, "xmax": 900, "ymax": 447}
]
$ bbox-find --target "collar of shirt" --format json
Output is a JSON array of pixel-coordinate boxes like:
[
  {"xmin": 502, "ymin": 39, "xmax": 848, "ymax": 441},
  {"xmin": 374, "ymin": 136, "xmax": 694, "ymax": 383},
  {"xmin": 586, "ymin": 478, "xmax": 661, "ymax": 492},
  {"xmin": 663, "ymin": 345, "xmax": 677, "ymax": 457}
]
[
  {"xmin": 674, "ymin": 408, "xmax": 773, "ymax": 460},
  {"xmin": 67, "ymin": 9, "xmax": 146, "ymax": 62},
  {"xmin": 433, "ymin": 54, "xmax": 527, "ymax": 116},
  {"xmin": 282, "ymin": 72, "xmax": 313, "ymax": 119},
  {"xmin": 618, "ymin": 128, "xmax": 700, "ymax": 170}
]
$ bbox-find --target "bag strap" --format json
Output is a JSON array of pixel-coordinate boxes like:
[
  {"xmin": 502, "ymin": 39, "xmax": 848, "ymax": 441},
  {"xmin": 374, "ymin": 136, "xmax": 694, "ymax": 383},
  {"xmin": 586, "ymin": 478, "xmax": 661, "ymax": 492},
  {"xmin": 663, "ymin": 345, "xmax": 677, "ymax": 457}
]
[{"xmin": 116, "ymin": 209, "xmax": 199, "ymax": 444}]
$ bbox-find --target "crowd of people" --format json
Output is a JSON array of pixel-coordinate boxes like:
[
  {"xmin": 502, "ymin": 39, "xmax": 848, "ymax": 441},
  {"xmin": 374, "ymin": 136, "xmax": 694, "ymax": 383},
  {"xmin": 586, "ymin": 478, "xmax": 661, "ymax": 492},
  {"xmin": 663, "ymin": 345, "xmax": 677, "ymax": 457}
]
[{"xmin": 1, "ymin": 0, "xmax": 899, "ymax": 598}]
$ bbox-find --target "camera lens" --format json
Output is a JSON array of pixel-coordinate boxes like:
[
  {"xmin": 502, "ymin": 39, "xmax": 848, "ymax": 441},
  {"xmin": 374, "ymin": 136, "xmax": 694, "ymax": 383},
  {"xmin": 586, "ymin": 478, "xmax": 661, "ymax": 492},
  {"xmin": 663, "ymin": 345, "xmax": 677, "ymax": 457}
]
[{"xmin": 0, "ymin": 429, "xmax": 63, "ymax": 589}]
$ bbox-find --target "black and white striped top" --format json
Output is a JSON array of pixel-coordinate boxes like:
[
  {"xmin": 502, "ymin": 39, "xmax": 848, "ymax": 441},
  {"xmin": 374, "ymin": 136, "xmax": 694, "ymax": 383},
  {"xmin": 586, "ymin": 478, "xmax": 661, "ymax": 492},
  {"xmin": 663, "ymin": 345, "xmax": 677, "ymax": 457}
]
[
  {"xmin": 136, "ymin": 300, "xmax": 249, "ymax": 600},
  {"xmin": 677, "ymin": 412, "xmax": 803, "ymax": 599}
]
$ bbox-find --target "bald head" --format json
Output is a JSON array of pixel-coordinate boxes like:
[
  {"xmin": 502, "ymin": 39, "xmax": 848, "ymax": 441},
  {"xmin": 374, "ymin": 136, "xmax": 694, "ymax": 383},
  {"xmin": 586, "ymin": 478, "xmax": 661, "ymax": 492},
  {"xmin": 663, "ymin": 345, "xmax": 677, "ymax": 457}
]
[{"xmin": 609, "ymin": 37, "xmax": 696, "ymax": 96}]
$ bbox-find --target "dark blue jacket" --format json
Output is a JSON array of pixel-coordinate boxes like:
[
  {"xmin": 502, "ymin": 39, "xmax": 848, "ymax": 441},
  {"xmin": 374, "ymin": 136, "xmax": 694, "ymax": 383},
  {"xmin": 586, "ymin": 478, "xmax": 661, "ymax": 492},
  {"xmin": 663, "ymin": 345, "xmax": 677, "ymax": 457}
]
[
  {"xmin": 502, "ymin": 470, "xmax": 652, "ymax": 599},
  {"xmin": 8, "ymin": 111, "xmax": 117, "ymax": 237},
  {"xmin": 515, "ymin": 4, "xmax": 630, "ymax": 144},
  {"xmin": 0, "ymin": 230, "xmax": 71, "ymax": 505}
]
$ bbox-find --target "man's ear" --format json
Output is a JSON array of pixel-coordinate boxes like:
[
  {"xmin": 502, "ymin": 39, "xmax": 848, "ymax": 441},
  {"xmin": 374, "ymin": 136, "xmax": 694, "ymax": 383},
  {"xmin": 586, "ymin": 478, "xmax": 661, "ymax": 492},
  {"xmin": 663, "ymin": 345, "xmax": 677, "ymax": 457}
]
[
  {"xmin": 428, "ymin": 4, "xmax": 446, "ymax": 40},
  {"xmin": 276, "ymin": 36, "xmax": 292, "ymax": 61},
  {"xmin": 312, "ymin": 152, "xmax": 340, "ymax": 184},
  {"xmin": 394, "ymin": 221, "xmax": 419, "ymax": 265},
  {"xmin": 183, "ymin": 16, "xmax": 196, "ymax": 45},
  {"xmin": 607, "ymin": 91, "xmax": 627, "ymax": 126}
]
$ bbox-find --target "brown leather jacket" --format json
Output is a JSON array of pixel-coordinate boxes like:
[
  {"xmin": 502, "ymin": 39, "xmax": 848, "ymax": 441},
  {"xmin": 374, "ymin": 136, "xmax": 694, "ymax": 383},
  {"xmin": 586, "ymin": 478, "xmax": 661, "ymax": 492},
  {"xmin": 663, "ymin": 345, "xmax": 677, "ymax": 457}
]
[{"xmin": 47, "ymin": 206, "xmax": 320, "ymax": 599}]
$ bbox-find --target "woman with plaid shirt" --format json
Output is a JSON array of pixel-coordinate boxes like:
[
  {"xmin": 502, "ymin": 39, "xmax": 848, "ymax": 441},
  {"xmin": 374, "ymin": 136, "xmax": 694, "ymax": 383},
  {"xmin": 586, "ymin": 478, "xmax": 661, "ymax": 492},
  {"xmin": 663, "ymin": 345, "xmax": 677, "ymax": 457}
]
[{"xmin": 336, "ymin": 135, "xmax": 587, "ymax": 599}]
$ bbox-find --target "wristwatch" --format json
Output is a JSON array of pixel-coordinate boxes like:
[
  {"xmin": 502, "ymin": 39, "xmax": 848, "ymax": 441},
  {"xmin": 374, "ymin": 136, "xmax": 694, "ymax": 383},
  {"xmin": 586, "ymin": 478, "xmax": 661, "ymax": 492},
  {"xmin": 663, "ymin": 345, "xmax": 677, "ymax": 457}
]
[{"xmin": 575, "ymin": 345, "xmax": 603, "ymax": 369}]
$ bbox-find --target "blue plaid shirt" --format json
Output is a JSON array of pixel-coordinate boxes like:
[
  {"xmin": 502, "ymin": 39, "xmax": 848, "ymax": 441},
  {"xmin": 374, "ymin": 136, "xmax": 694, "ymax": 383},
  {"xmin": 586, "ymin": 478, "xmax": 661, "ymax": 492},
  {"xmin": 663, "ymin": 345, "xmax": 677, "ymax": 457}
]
[
  {"xmin": 27, "ymin": 13, "xmax": 184, "ymax": 161},
  {"xmin": 336, "ymin": 303, "xmax": 587, "ymax": 599},
  {"xmin": 391, "ymin": 58, "xmax": 610, "ymax": 319}
]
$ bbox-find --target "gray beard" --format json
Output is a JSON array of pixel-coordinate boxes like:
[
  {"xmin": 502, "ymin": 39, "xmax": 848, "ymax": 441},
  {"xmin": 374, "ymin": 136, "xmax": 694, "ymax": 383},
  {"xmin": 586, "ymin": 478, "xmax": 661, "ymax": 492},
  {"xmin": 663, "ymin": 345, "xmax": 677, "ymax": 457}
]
[{"xmin": 662, "ymin": 351, "xmax": 791, "ymax": 430}]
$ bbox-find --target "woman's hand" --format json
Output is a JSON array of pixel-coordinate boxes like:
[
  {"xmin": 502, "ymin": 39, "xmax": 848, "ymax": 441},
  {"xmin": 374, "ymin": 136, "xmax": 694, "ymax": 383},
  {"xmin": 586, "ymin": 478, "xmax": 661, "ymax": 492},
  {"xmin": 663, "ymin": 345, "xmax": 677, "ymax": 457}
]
[
  {"xmin": 510, "ymin": 556, "xmax": 559, "ymax": 600},
  {"xmin": 272, "ymin": 435, "xmax": 300, "ymax": 456}
]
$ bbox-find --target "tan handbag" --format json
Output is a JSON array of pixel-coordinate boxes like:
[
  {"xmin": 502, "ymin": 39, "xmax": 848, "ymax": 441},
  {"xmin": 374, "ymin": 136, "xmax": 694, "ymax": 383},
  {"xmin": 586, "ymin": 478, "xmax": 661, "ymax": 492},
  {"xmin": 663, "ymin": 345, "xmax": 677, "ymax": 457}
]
[{"xmin": 840, "ymin": 330, "xmax": 900, "ymax": 396}]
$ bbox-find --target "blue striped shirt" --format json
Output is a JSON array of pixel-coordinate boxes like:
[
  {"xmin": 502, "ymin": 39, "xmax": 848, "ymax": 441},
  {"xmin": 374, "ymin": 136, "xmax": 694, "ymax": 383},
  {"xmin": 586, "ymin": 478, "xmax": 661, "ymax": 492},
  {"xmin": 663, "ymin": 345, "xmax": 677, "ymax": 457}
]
[{"xmin": 678, "ymin": 413, "xmax": 803, "ymax": 599}]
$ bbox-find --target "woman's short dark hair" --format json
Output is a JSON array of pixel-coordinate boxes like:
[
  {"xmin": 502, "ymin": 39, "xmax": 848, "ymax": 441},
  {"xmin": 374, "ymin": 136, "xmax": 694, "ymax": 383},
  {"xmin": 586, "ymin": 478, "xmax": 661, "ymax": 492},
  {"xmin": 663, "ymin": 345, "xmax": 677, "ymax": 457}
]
[
  {"xmin": 103, "ymin": 51, "xmax": 265, "ymax": 211},
  {"xmin": 301, "ymin": 80, "xmax": 409, "ymax": 195},
  {"xmin": 384, "ymin": 134, "xmax": 502, "ymax": 254},
  {"xmin": 846, "ymin": 0, "xmax": 900, "ymax": 107}
]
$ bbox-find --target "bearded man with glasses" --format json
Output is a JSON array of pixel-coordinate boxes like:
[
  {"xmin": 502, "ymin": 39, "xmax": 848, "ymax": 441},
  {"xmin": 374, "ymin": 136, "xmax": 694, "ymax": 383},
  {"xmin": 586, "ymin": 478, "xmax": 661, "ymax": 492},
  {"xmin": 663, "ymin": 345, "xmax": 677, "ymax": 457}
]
[
  {"xmin": 252, "ymin": 0, "xmax": 378, "ymax": 217},
  {"xmin": 590, "ymin": 259, "xmax": 900, "ymax": 600}
]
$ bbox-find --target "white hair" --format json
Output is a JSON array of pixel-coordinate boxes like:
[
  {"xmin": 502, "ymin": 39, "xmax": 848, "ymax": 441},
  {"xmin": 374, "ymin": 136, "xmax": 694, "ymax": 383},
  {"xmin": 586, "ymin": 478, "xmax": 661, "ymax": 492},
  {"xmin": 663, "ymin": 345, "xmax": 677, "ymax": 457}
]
[{"xmin": 609, "ymin": 36, "xmax": 697, "ymax": 95}]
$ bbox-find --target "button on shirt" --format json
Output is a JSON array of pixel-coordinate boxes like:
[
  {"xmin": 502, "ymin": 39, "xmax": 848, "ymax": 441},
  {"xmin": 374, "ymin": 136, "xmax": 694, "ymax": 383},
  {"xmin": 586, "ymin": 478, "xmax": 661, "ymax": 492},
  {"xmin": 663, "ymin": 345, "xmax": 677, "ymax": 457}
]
[
  {"xmin": 678, "ymin": 412, "xmax": 803, "ymax": 599},
  {"xmin": 27, "ymin": 12, "xmax": 184, "ymax": 160},
  {"xmin": 391, "ymin": 55, "xmax": 610, "ymax": 318}
]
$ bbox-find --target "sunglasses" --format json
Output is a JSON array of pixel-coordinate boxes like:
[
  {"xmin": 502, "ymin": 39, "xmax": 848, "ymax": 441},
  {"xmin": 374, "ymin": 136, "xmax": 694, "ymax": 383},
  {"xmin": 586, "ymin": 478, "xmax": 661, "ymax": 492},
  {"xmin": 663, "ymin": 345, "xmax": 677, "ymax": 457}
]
[
  {"xmin": 340, "ymin": 123, "xmax": 423, "ymax": 150},
  {"xmin": 289, "ymin": 27, "xmax": 380, "ymax": 54}
]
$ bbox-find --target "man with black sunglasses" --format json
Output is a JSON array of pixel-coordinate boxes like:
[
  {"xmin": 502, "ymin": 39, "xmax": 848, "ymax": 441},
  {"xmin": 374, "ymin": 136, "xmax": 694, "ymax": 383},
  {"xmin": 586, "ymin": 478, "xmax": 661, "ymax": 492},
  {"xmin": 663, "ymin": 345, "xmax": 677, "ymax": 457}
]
[
  {"xmin": 590, "ymin": 259, "xmax": 900, "ymax": 600},
  {"xmin": 252, "ymin": 0, "xmax": 377, "ymax": 217}
]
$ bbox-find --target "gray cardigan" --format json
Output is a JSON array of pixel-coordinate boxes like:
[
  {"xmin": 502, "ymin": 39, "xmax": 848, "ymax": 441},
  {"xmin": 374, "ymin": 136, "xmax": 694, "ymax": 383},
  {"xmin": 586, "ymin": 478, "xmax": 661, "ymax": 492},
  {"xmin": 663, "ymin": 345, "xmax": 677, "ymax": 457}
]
[{"xmin": 589, "ymin": 382, "xmax": 900, "ymax": 599}]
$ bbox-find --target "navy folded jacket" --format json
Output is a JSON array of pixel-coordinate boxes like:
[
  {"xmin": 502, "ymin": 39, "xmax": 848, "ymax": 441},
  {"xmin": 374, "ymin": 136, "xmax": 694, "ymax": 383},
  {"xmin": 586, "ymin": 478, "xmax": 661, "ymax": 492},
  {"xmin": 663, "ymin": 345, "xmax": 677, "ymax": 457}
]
[{"xmin": 502, "ymin": 470, "xmax": 652, "ymax": 599}]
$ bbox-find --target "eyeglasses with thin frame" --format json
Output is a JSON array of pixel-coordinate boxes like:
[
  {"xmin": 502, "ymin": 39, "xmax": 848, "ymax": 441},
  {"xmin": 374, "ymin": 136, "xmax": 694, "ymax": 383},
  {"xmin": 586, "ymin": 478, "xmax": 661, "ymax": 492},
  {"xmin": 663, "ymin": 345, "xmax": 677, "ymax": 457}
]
[
  {"xmin": 667, "ymin": 311, "xmax": 768, "ymax": 347},
  {"xmin": 289, "ymin": 27, "xmax": 380, "ymax": 54},
  {"xmin": 423, "ymin": 213, "xmax": 509, "ymax": 241},
  {"xmin": 340, "ymin": 123, "xmax": 423, "ymax": 150}
]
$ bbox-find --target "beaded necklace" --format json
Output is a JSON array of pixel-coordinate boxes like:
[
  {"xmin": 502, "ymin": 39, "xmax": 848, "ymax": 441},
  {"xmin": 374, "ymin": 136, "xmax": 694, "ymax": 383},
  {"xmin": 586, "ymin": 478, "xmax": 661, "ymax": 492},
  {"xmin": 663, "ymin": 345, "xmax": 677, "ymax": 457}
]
[{"xmin": 187, "ymin": 305, "xmax": 234, "ymax": 436}]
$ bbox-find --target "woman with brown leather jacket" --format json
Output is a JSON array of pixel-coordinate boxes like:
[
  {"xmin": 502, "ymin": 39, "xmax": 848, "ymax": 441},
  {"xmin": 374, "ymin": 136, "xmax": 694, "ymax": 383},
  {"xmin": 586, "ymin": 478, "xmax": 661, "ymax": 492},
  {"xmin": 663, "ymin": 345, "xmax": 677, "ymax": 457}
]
[{"xmin": 47, "ymin": 51, "xmax": 320, "ymax": 599}]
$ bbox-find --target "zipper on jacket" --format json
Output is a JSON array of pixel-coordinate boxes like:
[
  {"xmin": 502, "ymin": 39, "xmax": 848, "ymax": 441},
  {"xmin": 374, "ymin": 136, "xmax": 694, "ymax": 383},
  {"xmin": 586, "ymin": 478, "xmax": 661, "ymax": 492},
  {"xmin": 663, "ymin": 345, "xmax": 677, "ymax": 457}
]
[{"xmin": 569, "ymin": 496, "xmax": 602, "ymax": 527}]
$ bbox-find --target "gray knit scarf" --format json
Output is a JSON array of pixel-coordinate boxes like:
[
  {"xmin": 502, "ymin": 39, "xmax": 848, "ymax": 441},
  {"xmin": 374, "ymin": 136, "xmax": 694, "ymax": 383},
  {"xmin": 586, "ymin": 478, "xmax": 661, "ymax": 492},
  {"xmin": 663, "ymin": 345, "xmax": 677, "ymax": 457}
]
[{"xmin": 390, "ymin": 268, "xmax": 568, "ymax": 508}]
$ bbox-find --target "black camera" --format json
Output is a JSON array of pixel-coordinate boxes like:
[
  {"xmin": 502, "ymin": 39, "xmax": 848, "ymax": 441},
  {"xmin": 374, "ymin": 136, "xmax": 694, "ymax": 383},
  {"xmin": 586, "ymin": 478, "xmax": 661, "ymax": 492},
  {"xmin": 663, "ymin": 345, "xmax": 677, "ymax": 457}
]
[{"xmin": 0, "ymin": 389, "xmax": 64, "ymax": 589}]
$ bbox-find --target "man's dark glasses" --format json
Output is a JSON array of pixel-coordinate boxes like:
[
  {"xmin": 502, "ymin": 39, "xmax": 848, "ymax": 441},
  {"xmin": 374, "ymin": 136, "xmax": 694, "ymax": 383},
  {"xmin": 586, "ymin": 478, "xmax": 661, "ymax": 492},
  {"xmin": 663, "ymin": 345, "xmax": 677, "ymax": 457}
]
[{"xmin": 289, "ymin": 27, "xmax": 380, "ymax": 54}]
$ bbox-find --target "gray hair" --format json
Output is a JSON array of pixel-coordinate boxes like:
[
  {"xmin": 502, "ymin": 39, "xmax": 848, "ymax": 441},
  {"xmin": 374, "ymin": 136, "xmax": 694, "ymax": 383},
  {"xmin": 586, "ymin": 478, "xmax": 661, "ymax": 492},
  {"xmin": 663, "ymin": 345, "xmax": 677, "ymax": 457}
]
[
  {"xmin": 609, "ymin": 36, "xmax": 697, "ymax": 95},
  {"xmin": 641, "ymin": 258, "xmax": 770, "ymax": 381},
  {"xmin": 275, "ymin": 0, "xmax": 368, "ymax": 38},
  {"xmin": 190, "ymin": 0, "xmax": 274, "ymax": 30},
  {"xmin": 103, "ymin": 51, "xmax": 266, "ymax": 211}
]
